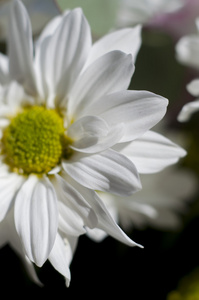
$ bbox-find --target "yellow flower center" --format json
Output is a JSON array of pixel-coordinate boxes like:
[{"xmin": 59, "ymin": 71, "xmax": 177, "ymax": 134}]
[{"xmin": 1, "ymin": 106, "xmax": 72, "ymax": 175}]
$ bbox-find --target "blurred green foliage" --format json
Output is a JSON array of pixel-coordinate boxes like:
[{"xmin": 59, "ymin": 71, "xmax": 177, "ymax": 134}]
[
  {"xmin": 57, "ymin": 0, "xmax": 119, "ymax": 37},
  {"xmin": 167, "ymin": 268, "xmax": 199, "ymax": 300}
]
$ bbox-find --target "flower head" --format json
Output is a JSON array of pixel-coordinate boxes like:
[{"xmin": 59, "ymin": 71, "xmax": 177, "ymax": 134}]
[{"xmin": 0, "ymin": 0, "xmax": 185, "ymax": 285}]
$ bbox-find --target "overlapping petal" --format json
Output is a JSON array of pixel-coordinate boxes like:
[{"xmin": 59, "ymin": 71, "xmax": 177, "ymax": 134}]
[
  {"xmin": 52, "ymin": 174, "xmax": 97, "ymax": 236},
  {"xmin": 14, "ymin": 175, "xmax": 58, "ymax": 267},
  {"xmin": 113, "ymin": 130, "xmax": 186, "ymax": 173},
  {"xmin": 68, "ymin": 51, "xmax": 134, "ymax": 119},
  {"xmin": 68, "ymin": 115, "xmax": 124, "ymax": 153},
  {"xmin": 83, "ymin": 90, "xmax": 168, "ymax": 142},
  {"xmin": 48, "ymin": 233, "xmax": 77, "ymax": 287},
  {"xmin": 62, "ymin": 149, "xmax": 141, "ymax": 196},
  {"xmin": 84, "ymin": 25, "xmax": 142, "ymax": 68},
  {"xmin": 34, "ymin": 8, "xmax": 92, "ymax": 102},
  {"xmin": 67, "ymin": 179, "xmax": 143, "ymax": 248}
]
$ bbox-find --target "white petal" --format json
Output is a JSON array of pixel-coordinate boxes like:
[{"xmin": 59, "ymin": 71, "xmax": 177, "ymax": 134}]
[
  {"xmin": 114, "ymin": 131, "xmax": 186, "ymax": 174},
  {"xmin": 85, "ymin": 26, "xmax": 142, "ymax": 68},
  {"xmin": 68, "ymin": 180, "xmax": 143, "ymax": 248},
  {"xmin": 62, "ymin": 149, "xmax": 141, "ymax": 196},
  {"xmin": 84, "ymin": 90, "xmax": 168, "ymax": 142},
  {"xmin": 48, "ymin": 233, "xmax": 75, "ymax": 287},
  {"xmin": 0, "ymin": 170, "xmax": 24, "ymax": 222},
  {"xmin": 0, "ymin": 53, "xmax": 9, "ymax": 84},
  {"xmin": 14, "ymin": 175, "xmax": 58, "ymax": 267},
  {"xmin": 68, "ymin": 115, "xmax": 124, "ymax": 153},
  {"xmin": 8, "ymin": 0, "xmax": 37, "ymax": 94},
  {"xmin": 187, "ymin": 79, "xmax": 199, "ymax": 97},
  {"xmin": 68, "ymin": 51, "xmax": 134, "ymax": 119},
  {"xmin": 0, "ymin": 207, "xmax": 43, "ymax": 286},
  {"xmin": 178, "ymin": 99, "xmax": 199, "ymax": 122},
  {"xmin": 86, "ymin": 227, "xmax": 108, "ymax": 242},
  {"xmin": 35, "ymin": 13, "xmax": 64, "ymax": 48},
  {"xmin": 52, "ymin": 174, "xmax": 97, "ymax": 236},
  {"xmin": 0, "ymin": 81, "xmax": 34, "ymax": 117},
  {"xmin": 35, "ymin": 8, "xmax": 91, "ymax": 103},
  {"xmin": 176, "ymin": 34, "xmax": 199, "ymax": 68}
]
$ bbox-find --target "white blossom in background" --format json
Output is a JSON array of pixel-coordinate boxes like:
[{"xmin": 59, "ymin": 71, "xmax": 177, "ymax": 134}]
[
  {"xmin": 176, "ymin": 18, "xmax": 199, "ymax": 69},
  {"xmin": 87, "ymin": 168, "xmax": 196, "ymax": 242},
  {"xmin": 0, "ymin": 0, "xmax": 60, "ymax": 39},
  {"xmin": 176, "ymin": 17, "xmax": 199, "ymax": 121},
  {"xmin": 0, "ymin": 0, "xmax": 186, "ymax": 285},
  {"xmin": 116, "ymin": 0, "xmax": 185, "ymax": 27}
]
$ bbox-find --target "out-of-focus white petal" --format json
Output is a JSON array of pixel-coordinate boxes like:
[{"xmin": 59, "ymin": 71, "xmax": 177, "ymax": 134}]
[
  {"xmin": 35, "ymin": 8, "xmax": 92, "ymax": 103},
  {"xmin": 68, "ymin": 115, "xmax": 124, "ymax": 153},
  {"xmin": 176, "ymin": 34, "xmax": 199, "ymax": 69},
  {"xmin": 8, "ymin": 0, "xmax": 37, "ymax": 94},
  {"xmin": 0, "ymin": 53, "xmax": 9, "ymax": 85},
  {"xmin": 114, "ymin": 130, "xmax": 186, "ymax": 173},
  {"xmin": 68, "ymin": 51, "xmax": 134, "ymax": 119},
  {"xmin": 86, "ymin": 227, "xmax": 108, "ymax": 242},
  {"xmin": 178, "ymin": 99, "xmax": 199, "ymax": 122},
  {"xmin": 187, "ymin": 79, "xmax": 199, "ymax": 97},
  {"xmin": 84, "ymin": 26, "xmax": 142, "ymax": 68},
  {"xmin": 14, "ymin": 175, "xmax": 58, "ymax": 267},
  {"xmin": 62, "ymin": 149, "xmax": 141, "ymax": 196},
  {"xmin": 84, "ymin": 90, "xmax": 168, "ymax": 142}
]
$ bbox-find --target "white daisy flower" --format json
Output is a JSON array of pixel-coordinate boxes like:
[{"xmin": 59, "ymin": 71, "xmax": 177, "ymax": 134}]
[
  {"xmin": 0, "ymin": 0, "xmax": 184, "ymax": 283},
  {"xmin": 116, "ymin": 0, "xmax": 185, "ymax": 27},
  {"xmin": 0, "ymin": 0, "xmax": 60, "ymax": 39}
]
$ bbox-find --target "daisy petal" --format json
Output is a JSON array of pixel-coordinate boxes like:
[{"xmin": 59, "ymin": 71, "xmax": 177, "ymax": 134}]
[
  {"xmin": 68, "ymin": 51, "xmax": 134, "ymax": 119},
  {"xmin": 68, "ymin": 115, "xmax": 124, "ymax": 153},
  {"xmin": 8, "ymin": 0, "xmax": 36, "ymax": 94},
  {"xmin": 85, "ymin": 26, "xmax": 142, "ymax": 68},
  {"xmin": 52, "ymin": 174, "xmax": 97, "ymax": 236},
  {"xmin": 68, "ymin": 180, "xmax": 143, "ymax": 248},
  {"xmin": 178, "ymin": 99, "xmax": 199, "ymax": 122},
  {"xmin": 14, "ymin": 175, "xmax": 58, "ymax": 267},
  {"xmin": 176, "ymin": 34, "xmax": 199, "ymax": 68},
  {"xmin": 35, "ymin": 8, "xmax": 91, "ymax": 102},
  {"xmin": 0, "ymin": 53, "xmax": 9, "ymax": 84},
  {"xmin": 48, "ymin": 233, "xmax": 72, "ymax": 287},
  {"xmin": 187, "ymin": 79, "xmax": 199, "ymax": 97},
  {"xmin": 0, "ymin": 170, "xmax": 24, "ymax": 222},
  {"xmin": 114, "ymin": 131, "xmax": 186, "ymax": 173},
  {"xmin": 85, "ymin": 90, "xmax": 168, "ymax": 142},
  {"xmin": 62, "ymin": 149, "xmax": 141, "ymax": 196},
  {"xmin": 35, "ymin": 14, "xmax": 63, "ymax": 48}
]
